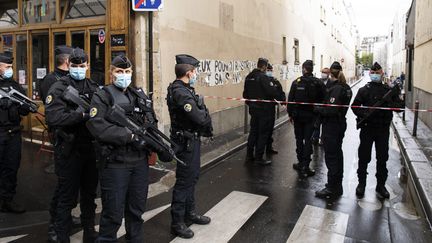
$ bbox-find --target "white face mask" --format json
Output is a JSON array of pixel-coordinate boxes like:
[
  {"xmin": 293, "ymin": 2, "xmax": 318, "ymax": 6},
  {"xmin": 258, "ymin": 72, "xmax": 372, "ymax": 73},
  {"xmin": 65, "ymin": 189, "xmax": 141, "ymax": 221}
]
[{"xmin": 321, "ymin": 73, "xmax": 329, "ymax": 79}]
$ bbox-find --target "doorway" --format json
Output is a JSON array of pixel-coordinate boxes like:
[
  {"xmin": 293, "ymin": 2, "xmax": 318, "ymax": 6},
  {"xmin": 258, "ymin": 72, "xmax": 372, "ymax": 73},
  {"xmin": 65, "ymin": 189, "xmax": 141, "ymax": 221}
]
[{"xmin": 31, "ymin": 32, "xmax": 49, "ymax": 101}]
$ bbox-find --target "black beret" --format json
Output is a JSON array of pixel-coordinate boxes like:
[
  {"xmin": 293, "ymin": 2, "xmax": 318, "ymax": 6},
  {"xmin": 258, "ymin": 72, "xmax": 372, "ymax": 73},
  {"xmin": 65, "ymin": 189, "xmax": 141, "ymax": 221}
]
[
  {"xmin": 371, "ymin": 62, "xmax": 382, "ymax": 71},
  {"xmin": 0, "ymin": 52, "xmax": 13, "ymax": 64},
  {"xmin": 69, "ymin": 48, "xmax": 88, "ymax": 64},
  {"xmin": 55, "ymin": 45, "xmax": 73, "ymax": 56},
  {"xmin": 330, "ymin": 61, "xmax": 342, "ymax": 70},
  {"xmin": 112, "ymin": 55, "xmax": 132, "ymax": 69},
  {"xmin": 176, "ymin": 54, "xmax": 200, "ymax": 67},
  {"xmin": 267, "ymin": 63, "xmax": 273, "ymax": 70}
]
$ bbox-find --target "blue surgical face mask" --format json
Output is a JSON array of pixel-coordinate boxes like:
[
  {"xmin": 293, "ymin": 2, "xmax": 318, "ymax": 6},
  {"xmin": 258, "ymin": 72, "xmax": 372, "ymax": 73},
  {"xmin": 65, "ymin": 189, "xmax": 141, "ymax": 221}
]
[
  {"xmin": 1, "ymin": 68, "xmax": 13, "ymax": 79},
  {"xmin": 370, "ymin": 73, "xmax": 382, "ymax": 83},
  {"xmin": 69, "ymin": 67, "xmax": 87, "ymax": 80},
  {"xmin": 114, "ymin": 73, "xmax": 132, "ymax": 89},
  {"xmin": 189, "ymin": 73, "xmax": 197, "ymax": 87},
  {"xmin": 266, "ymin": 71, "xmax": 273, "ymax": 77}
]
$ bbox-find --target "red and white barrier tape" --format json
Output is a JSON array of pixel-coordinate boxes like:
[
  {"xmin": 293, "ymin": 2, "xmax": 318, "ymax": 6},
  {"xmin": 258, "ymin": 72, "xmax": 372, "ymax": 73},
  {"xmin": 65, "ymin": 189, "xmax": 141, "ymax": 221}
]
[{"xmin": 203, "ymin": 96, "xmax": 432, "ymax": 113}]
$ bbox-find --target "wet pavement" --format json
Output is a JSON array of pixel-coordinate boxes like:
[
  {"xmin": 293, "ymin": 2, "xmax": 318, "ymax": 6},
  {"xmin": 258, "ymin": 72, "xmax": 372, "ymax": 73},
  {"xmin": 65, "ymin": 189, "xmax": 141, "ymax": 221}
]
[{"xmin": 2, "ymin": 78, "xmax": 432, "ymax": 242}]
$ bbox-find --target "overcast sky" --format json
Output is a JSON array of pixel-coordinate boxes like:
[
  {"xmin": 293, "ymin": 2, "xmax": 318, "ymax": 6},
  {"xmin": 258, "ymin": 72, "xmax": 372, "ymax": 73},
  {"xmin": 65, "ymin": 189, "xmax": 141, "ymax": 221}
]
[{"xmin": 346, "ymin": 0, "xmax": 413, "ymax": 38}]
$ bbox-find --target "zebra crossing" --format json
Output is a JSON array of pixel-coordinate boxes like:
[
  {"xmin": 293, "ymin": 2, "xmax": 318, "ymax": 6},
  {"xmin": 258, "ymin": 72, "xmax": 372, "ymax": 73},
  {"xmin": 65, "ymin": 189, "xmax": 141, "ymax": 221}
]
[{"xmin": 0, "ymin": 190, "xmax": 353, "ymax": 243}]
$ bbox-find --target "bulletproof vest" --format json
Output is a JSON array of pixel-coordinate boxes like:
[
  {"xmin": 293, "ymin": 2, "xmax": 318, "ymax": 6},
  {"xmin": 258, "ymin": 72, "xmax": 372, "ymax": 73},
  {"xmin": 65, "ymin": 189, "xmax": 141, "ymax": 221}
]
[
  {"xmin": 362, "ymin": 83, "xmax": 393, "ymax": 125},
  {"xmin": 0, "ymin": 79, "xmax": 22, "ymax": 128},
  {"xmin": 292, "ymin": 76, "xmax": 320, "ymax": 114},
  {"xmin": 167, "ymin": 81, "xmax": 199, "ymax": 131}
]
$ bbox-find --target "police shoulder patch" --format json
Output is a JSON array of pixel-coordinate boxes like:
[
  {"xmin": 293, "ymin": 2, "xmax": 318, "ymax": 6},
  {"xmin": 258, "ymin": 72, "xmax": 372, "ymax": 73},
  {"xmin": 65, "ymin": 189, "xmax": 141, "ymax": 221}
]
[
  {"xmin": 269, "ymin": 82, "xmax": 274, "ymax": 86},
  {"xmin": 330, "ymin": 97, "xmax": 336, "ymax": 104},
  {"xmin": 184, "ymin": 104, "xmax": 192, "ymax": 112},
  {"xmin": 46, "ymin": 95, "xmax": 53, "ymax": 104},
  {"xmin": 90, "ymin": 107, "xmax": 98, "ymax": 117}
]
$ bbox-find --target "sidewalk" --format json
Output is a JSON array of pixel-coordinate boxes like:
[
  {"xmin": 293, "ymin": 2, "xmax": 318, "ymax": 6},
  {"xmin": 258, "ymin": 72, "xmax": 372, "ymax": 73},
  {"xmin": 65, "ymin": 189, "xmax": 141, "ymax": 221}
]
[{"xmin": 392, "ymin": 110, "xmax": 432, "ymax": 226}]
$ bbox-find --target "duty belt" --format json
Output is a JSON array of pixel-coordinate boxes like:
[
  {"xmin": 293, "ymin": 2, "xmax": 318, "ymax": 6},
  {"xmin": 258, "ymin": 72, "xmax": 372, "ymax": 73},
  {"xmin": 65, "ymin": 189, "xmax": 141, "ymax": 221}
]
[{"xmin": 172, "ymin": 129, "xmax": 200, "ymax": 139}]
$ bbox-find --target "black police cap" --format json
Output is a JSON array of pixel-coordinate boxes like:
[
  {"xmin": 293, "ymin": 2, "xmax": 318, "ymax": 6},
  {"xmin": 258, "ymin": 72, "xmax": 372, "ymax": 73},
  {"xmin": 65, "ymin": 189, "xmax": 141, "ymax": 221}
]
[
  {"xmin": 302, "ymin": 60, "xmax": 314, "ymax": 68},
  {"xmin": 69, "ymin": 48, "xmax": 88, "ymax": 64},
  {"xmin": 0, "ymin": 52, "xmax": 13, "ymax": 64},
  {"xmin": 176, "ymin": 54, "xmax": 200, "ymax": 67},
  {"xmin": 55, "ymin": 45, "xmax": 73, "ymax": 56},
  {"xmin": 112, "ymin": 55, "xmax": 132, "ymax": 69},
  {"xmin": 330, "ymin": 61, "xmax": 342, "ymax": 70},
  {"xmin": 371, "ymin": 62, "xmax": 382, "ymax": 71}
]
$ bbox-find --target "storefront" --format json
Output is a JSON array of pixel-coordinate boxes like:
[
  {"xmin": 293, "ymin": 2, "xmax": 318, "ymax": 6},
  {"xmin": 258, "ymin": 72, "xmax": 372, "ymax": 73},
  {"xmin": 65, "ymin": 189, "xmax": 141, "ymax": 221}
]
[{"xmin": 0, "ymin": 0, "xmax": 131, "ymax": 131}]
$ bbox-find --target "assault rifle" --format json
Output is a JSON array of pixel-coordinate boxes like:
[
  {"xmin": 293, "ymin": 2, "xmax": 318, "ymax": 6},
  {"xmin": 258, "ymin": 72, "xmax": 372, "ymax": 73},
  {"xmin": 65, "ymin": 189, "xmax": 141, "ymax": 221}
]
[
  {"xmin": 62, "ymin": 85, "xmax": 91, "ymax": 112},
  {"xmin": 356, "ymin": 81, "xmax": 402, "ymax": 129},
  {"xmin": 107, "ymin": 104, "xmax": 186, "ymax": 166},
  {"xmin": 0, "ymin": 86, "xmax": 40, "ymax": 113}
]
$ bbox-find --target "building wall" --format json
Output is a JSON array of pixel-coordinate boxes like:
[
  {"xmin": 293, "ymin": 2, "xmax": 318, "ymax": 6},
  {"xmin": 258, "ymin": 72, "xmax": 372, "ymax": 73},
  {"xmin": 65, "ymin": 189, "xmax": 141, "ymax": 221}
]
[
  {"xmin": 391, "ymin": 12, "xmax": 406, "ymax": 78},
  {"xmin": 133, "ymin": 0, "xmax": 358, "ymax": 134}
]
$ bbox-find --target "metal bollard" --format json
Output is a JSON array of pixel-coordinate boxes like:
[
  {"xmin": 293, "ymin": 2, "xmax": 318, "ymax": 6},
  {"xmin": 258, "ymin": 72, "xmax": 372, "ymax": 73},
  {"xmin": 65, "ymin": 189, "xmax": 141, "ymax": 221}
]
[
  {"xmin": 402, "ymin": 94, "xmax": 406, "ymax": 122},
  {"xmin": 244, "ymin": 105, "xmax": 249, "ymax": 134},
  {"xmin": 276, "ymin": 105, "xmax": 280, "ymax": 119},
  {"xmin": 413, "ymin": 100, "xmax": 419, "ymax": 137}
]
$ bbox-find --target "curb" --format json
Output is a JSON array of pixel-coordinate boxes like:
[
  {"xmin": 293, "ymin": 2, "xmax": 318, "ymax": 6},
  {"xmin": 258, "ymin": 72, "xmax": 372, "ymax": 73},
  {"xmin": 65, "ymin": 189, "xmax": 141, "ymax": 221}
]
[{"xmin": 392, "ymin": 114, "xmax": 432, "ymax": 228}]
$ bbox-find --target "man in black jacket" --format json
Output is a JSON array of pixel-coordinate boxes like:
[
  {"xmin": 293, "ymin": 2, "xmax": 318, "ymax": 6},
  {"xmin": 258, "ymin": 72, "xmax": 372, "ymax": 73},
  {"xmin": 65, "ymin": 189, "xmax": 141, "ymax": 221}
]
[
  {"xmin": 352, "ymin": 62, "xmax": 404, "ymax": 199},
  {"xmin": 243, "ymin": 58, "xmax": 279, "ymax": 165},
  {"xmin": 288, "ymin": 60, "xmax": 325, "ymax": 178},
  {"xmin": 45, "ymin": 48, "xmax": 99, "ymax": 243},
  {"xmin": 0, "ymin": 53, "xmax": 31, "ymax": 214},
  {"xmin": 40, "ymin": 46, "xmax": 73, "ymax": 104}
]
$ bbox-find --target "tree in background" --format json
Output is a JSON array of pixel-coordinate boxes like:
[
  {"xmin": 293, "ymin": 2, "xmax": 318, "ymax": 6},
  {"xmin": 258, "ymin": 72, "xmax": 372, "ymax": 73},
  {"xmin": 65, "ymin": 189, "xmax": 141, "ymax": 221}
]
[{"xmin": 359, "ymin": 53, "xmax": 373, "ymax": 68}]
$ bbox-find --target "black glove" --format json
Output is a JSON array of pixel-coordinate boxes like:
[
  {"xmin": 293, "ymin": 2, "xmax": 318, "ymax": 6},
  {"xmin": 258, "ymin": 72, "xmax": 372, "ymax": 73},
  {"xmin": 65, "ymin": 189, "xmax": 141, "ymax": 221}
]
[
  {"xmin": 157, "ymin": 150, "xmax": 173, "ymax": 162},
  {"xmin": 131, "ymin": 134, "xmax": 147, "ymax": 151},
  {"xmin": 0, "ymin": 98, "xmax": 13, "ymax": 109}
]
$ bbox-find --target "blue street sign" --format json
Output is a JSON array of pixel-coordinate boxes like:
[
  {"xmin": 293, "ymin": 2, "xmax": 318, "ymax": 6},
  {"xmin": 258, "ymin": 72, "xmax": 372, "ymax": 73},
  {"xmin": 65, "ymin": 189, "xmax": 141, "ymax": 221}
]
[{"xmin": 132, "ymin": 0, "xmax": 163, "ymax": 12}]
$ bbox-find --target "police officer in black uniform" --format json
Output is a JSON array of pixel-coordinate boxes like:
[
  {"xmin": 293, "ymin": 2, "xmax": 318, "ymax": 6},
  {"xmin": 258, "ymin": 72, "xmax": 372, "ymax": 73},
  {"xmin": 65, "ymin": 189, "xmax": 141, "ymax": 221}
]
[
  {"xmin": 352, "ymin": 62, "xmax": 404, "ymax": 199},
  {"xmin": 265, "ymin": 64, "xmax": 286, "ymax": 155},
  {"xmin": 167, "ymin": 54, "xmax": 213, "ymax": 239},
  {"xmin": 45, "ymin": 48, "xmax": 98, "ymax": 243},
  {"xmin": 87, "ymin": 55, "xmax": 172, "ymax": 242},
  {"xmin": 288, "ymin": 60, "xmax": 325, "ymax": 178},
  {"xmin": 315, "ymin": 61, "xmax": 352, "ymax": 199},
  {"xmin": 312, "ymin": 67, "xmax": 333, "ymax": 145},
  {"xmin": 243, "ymin": 58, "xmax": 279, "ymax": 165},
  {"xmin": 40, "ymin": 46, "xmax": 73, "ymax": 104},
  {"xmin": 0, "ymin": 53, "xmax": 31, "ymax": 214}
]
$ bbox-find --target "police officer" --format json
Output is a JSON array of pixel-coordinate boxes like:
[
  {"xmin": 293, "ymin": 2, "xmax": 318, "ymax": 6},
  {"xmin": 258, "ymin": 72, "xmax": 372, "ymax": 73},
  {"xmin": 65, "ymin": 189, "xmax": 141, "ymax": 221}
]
[
  {"xmin": 86, "ymin": 55, "xmax": 171, "ymax": 242},
  {"xmin": 288, "ymin": 60, "xmax": 324, "ymax": 178},
  {"xmin": 0, "ymin": 53, "xmax": 31, "ymax": 214},
  {"xmin": 352, "ymin": 62, "xmax": 404, "ymax": 199},
  {"xmin": 167, "ymin": 54, "xmax": 213, "ymax": 239},
  {"xmin": 312, "ymin": 68, "xmax": 333, "ymax": 145},
  {"xmin": 265, "ymin": 63, "xmax": 286, "ymax": 155},
  {"xmin": 45, "ymin": 48, "xmax": 98, "ymax": 243},
  {"xmin": 315, "ymin": 61, "xmax": 352, "ymax": 199},
  {"xmin": 243, "ymin": 58, "xmax": 279, "ymax": 165},
  {"xmin": 40, "ymin": 46, "xmax": 73, "ymax": 104}
]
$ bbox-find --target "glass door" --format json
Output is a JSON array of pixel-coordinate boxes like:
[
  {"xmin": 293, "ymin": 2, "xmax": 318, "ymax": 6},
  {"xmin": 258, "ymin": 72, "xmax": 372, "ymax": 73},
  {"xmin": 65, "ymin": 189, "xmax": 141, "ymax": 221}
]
[
  {"xmin": 31, "ymin": 32, "xmax": 49, "ymax": 100},
  {"xmin": 71, "ymin": 31, "xmax": 85, "ymax": 49},
  {"xmin": 16, "ymin": 34, "xmax": 28, "ymax": 95},
  {"xmin": 90, "ymin": 29, "xmax": 105, "ymax": 85}
]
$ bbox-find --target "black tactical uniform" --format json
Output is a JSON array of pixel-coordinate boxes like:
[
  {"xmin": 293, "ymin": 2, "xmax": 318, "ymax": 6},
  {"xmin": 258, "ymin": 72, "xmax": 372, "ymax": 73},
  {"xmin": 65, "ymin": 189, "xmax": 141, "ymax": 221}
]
[
  {"xmin": 352, "ymin": 62, "xmax": 404, "ymax": 199},
  {"xmin": 312, "ymin": 77, "xmax": 333, "ymax": 144},
  {"xmin": 265, "ymin": 64, "xmax": 286, "ymax": 155},
  {"xmin": 45, "ymin": 48, "xmax": 98, "ymax": 243},
  {"xmin": 243, "ymin": 58, "xmax": 279, "ymax": 165},
  {"xmin": 40, "ymin": 46, "xmax": 73, "ymax": 104},
  {"xmin": 0, "ymin": 54, "xmax": 30, "ymax": 214},
  {"xmin": 167, "ymin": 54, "xmax": 213, "ymax": 239},
  {"xmin": 288, "ymin": 60, "xmax": 324, "ymax": 178},
  {"xmin": 315, "ymin": 62, "xmax": 352, "ymax": 199}
]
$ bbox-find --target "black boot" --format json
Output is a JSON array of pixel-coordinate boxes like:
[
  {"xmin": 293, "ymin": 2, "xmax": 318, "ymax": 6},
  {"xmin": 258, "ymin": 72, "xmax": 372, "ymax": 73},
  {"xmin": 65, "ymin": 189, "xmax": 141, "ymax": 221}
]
[
  {"xmin": 186, "ymin": 213, "xmax": 211, "ymax": 225},
  {"xmin": 356, "ymin": 184, "xmax": 366, "ymax": 198},
  {"xmin": 0, "ymin": 200, "xmax": 26, "ymax": 214},
  {"xmin": 83, "ymin": 227, "xmax": 98, "ymax": 243},
  {"xmin": 298, "ymin": 167, "xmax": 315, "ymax": 178},
  {"xmin": 254, "ymin": 157, "xmax": 272, "ymax": 165},
  {"xmin": 376, "ymin": 185, "xmax": 390, "ymax": 199},
  {"xmin": 315, "ymin": 187, "xmax": 343, "ymax": 199},
  {"xmin": 171, "ymin": 223, "xmax": 194, "ymax": 239}
]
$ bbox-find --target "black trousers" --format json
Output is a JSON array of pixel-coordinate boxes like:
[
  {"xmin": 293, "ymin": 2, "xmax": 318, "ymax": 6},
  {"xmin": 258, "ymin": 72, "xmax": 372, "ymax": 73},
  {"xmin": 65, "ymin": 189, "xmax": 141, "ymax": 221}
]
[
  {"xmin": 322, "ymin": 120, "xmax": 347, "ymax": 190},
  {"xmin": 293, "ymin": 119, "xmax": 315, "ymax": 167},
  {"xmin": 247, "ymin": 109, "xmax": 274, "ymax": 159},
  {"xmin": 0, "ymin": 131, "xmax": 21, "ymax": 201},
  {"xmin": 266, "ymin": 107, "xmax": 276, "ymax": 150},
  {"xmin": 357, "ymin": 126, "xmax": 390, "ymax": 186},
  {"xmin": 52, "ymin": 143, "xmax": 98, "ymax": 242},
  {"xmin": 171, "ymin": 138, "xmax": 201, "ymax": 224},
  {"xmin": 97, "ymin": 161, "xmax": 149, "ymax": 243}
]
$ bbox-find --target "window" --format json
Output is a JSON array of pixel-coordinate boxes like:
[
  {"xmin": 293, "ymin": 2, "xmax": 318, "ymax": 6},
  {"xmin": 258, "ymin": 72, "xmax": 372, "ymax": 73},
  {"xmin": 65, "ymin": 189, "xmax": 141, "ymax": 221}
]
[
  {"xmin": 23, "ymin": 0, "xmax": 56, "ymax": 24},
  {"xmin": 282, "ymin": 36, "xmax": 287, "ymax": 63},
  {"xmin": 0, "ymin": 2, "xmax": 19, "ymax": 28},
  {"xmin": 66, "ymin": 0, "xmax": 106, "ymax": 20},
  {"xmin": 294, "ymin": 39, "xmax": 299, "ymax": 65},
  {"xmin": 312, "ymin": 46, "xmax": 316, "ymax": 64}
]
